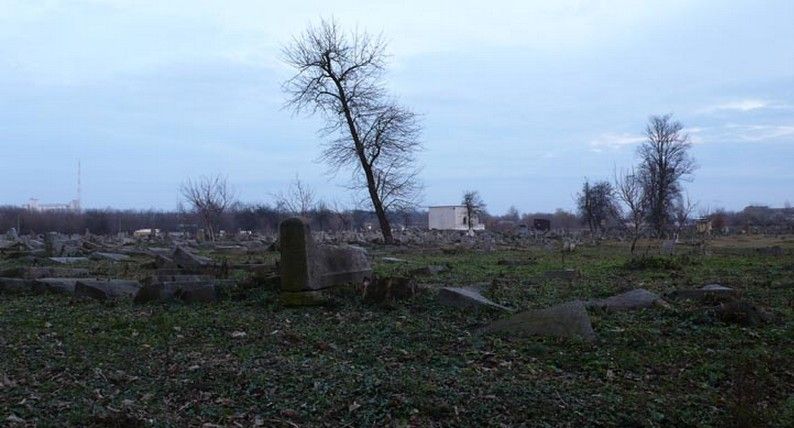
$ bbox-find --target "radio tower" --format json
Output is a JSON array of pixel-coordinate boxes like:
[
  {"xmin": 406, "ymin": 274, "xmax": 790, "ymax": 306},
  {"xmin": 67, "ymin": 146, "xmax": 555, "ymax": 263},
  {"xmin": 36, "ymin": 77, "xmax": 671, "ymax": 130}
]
[{"xmin": 76, "ymin": 160, "xmax": 82, "ymax": 212}]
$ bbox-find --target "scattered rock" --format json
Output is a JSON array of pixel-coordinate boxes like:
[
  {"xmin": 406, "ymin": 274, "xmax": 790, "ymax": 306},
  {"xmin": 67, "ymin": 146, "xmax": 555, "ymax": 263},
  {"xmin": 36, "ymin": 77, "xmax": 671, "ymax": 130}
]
[
  {"xmin": 715, "ymin": 299, "xmax": 773, "ymax": 326},
  {"xmin": 479, "ymin": 301, "xmax": 596, "ymax": 342},
  {"xmin": 382, "ymin": 257, "xmax": 407, "ymax": 264},
  {"xmin": 438, "ymin": 287, "xmax": 511, "ymax": 312},
  {"xmin": 0, "ymin": 267, "xmax": 89, "ymax": 279},
  {"xmin": 34, "ymin": 278, "xmax": 92, "ymax": 294},
  {"xmin": 586, "ymin": 288, "xmax": 664, "ymax": 311},
  {"xmin": 409, "ymin": 265, "xmax": 448, "ymax": 276}
]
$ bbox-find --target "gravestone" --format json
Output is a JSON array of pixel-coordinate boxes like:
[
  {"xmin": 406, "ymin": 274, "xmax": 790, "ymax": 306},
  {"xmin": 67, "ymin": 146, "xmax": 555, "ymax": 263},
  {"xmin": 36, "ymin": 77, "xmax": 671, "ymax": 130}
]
[
  {"xmin": 661, "ymin": 240, "xmax": 676, "ymax": 255},
  {"xmin": 585, "ymin": 288, "xmax": 663, "ymax": 311},
  {"xmin": 479, "ymin": 301, "xmax": 596, "ymax": 342},
  {"xmin": 438, "ymin": 287, "xmax": 511, "ymax": 312},
  {"xmin": 279, "ymin": 217, "xmax": 372, "ymax": 306}
]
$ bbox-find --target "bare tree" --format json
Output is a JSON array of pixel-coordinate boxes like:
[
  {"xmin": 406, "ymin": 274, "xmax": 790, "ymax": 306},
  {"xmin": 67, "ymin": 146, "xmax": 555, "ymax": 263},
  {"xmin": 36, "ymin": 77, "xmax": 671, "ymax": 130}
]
[
  {"xmin": 614, "ymin": 168, "xmax": 648, "ymax": 255},
  {"xmin": 672, "ymin": 192, "xmax": 697, "ymax": 240},
  {"xmin": 180, "ymin": 174, "xmax": 236, "ymax": 241},
  {"xmin": 576, "ymin": 179, "xmax": 616, "ymax": 235},
  {"xmin": 282, "ymin": 19, "xmax": 423, "ymax": 244},
  {"xmin": 461, "ymin": 191, "xmax": 486, "ymax": 233},
  {"xmin": 274, "ymin": 174, "xmax": 316, "ymax": 218},
  {"xmin": 638, "ymin": 114, "xmax": 697, "ymax": 237}
]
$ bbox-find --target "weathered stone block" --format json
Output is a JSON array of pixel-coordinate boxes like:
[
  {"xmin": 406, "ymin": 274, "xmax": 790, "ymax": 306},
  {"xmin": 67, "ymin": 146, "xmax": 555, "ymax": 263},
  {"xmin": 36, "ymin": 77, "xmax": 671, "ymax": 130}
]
[{"xmin": 479, "ymin": 301, "xmax": 596, "ymax": 342}]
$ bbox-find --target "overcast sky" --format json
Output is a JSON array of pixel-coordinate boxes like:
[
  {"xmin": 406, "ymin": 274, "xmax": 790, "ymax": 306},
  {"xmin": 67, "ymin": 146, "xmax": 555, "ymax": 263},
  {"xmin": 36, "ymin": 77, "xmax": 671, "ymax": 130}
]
[{"xmin": 1, "ymin": 0, "xmax": 792, "ymax": 214}]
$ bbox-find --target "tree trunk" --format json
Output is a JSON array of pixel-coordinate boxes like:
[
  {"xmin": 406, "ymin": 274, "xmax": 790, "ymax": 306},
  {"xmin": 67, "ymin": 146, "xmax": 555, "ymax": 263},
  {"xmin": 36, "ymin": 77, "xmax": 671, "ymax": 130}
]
[{"xmin": 330, "ymin": 76, "xmax": 394, "ymax": 244}]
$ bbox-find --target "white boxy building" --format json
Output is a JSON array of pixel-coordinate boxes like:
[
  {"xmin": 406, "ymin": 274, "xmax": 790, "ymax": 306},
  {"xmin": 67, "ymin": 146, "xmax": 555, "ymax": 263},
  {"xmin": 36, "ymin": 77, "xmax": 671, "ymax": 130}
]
[{"xmin": 428, "ymin": 205, "xmax": 485, "ymax": 231}]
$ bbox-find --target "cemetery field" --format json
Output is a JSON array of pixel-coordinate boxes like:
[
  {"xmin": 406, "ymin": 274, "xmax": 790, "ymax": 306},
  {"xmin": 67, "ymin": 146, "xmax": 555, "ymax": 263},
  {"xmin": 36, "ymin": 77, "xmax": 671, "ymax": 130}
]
[{"xmin": 1, "ymin": 237, "xmax": 793, "ymax": 426}]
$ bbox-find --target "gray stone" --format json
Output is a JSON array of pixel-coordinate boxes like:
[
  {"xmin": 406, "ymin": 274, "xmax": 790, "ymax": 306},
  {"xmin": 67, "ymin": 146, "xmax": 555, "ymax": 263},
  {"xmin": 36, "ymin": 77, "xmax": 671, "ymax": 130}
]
[
  {"xmin": 438, "ymin": 287, "xmax": 511, "ymax": 312},
  {"xmin": 134, "ymin": 281, "xmax": 219, "ymax": 304},
  {"xmin": 172, "ymin": 246, "xmax": 212, "ymax": 271},
  {"xmin": 90, "ymin": 252, "xmax": 131, "ymax": 262},
  {"xmin": 34, "ymin": 277, "xmax": 96, "ymax": 294},
  {"xmin": 382, "ymin": 257, "xmax": 407, "ymax": 264},
  {"xmin": 0, "ymin": 267, "xmax": 89, "ymax": 279},
  {"xmin": 409, "ymin": 265, "xmax": 448, "ymax": 276},
  {"xmin": 279, "ymin": 218, "xmax": 372, "ymax": 305},
  {"xmin": 479, "ymin": 301, "xmax": 596, "ymax": 342},
  {"xmin": 586, "ymin": 288, "xmax": 663, "ymax": 311},
  {"xmin": 669, "ymin": 284, "xmax": 738, "ymax": 302},
  {"xmin": 716, "ymin": 300, "xmax": 773, "ymax": 326},
  {"xmin": 0, "ymin": 278, "xmax": 41, "ymax": 294},
  {"xmin": 49, "ymin": 257, "xmax": 90, "ymax": 264},
  {"xmin": 661, "ymin": 240, "xmax": 676, "ymax": 255},
  {"xmin": 74, "ymin": 279, "xmax": 142, "ymax": 301}
]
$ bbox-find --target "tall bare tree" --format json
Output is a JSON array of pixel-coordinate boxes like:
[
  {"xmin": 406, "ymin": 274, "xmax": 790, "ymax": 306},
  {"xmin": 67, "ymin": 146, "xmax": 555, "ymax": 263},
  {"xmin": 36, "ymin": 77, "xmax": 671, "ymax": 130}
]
[
  {"xmin": 614, "ymin": 168, "xmax": 649, "ymax": 254},
  {"xmin": 638, "ymin": 114, "xmax": 696, "ymax": 237},
  {"xmin": 282, "ymin": 19, "xmax": 423, "ymax": 244},
  {"xmin": 180, "ymin": 174, "xmax": 236, "ymax": 241},
  {"xmin": 461, "ymin": 191, "xmax": 486, "ymax": 233}
]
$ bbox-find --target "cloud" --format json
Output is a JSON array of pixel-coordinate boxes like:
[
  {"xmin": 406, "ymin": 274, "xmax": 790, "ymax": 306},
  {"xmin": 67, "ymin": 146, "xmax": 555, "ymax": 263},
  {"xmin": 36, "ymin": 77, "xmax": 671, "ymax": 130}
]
[
  {"xmin": 700, "ymin": 99, "xmax": 790, "ymax": 114},
  {"xmin": 727, "ymin": 124, "xmax": 794, "ymax": 141},
  {"xmin": 588, "ymin": 132, "xmax": 645, "ymax": 150}
]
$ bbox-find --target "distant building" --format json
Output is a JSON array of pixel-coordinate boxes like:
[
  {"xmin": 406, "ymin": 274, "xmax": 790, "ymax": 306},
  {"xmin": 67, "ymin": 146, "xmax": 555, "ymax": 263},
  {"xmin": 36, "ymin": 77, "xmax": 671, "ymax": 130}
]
[
  {"xmin": 428, "ymin": 205, "xmax": 485, "ymax": 231},
  {"xmin": 23, "ymin": 198, "xmax": 81, "ymax": 213}
]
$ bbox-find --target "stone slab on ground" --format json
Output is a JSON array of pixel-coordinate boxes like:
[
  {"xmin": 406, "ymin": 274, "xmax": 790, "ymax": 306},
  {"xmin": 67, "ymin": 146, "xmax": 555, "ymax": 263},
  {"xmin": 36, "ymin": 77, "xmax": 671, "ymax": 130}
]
[
  {"xmin": 479, "ymin": 301, "xmax": 596, "ymax": 342},
  {"xmin": 90, "ymin": 252, "xmax": 132, "ymax": 262},
  {"xmin": 34, "ymin": 278, "xmax": 95, "ymax": 294},
  {"xmin": 0, "ymin": 278, "xmax": 42, "ymax": 294},
  {"xmin": 409, "ymin": 265, "xmax": 448, "ymax": 276},
  {"xmin": 49, "ymin": 257, "xmax": 90, "ymax": 264},
  {"xmin": 0, "ymin": 267, "xmax": 90, "ymax": 279},
  {"xmin": 438, "ymin": 287, "xmax": 512, "ymax": 312},
  {"xmin": 172, "ymin": 246, "xmax": 213, "ymax": 271},
  {"xmin": 135, "ymin": 281, "xmax": 220, "ymax": 304},
  {"xmin": 669, "ymin": 284, "xmax": 738, "ymax": 302},
  {"xmin": 74, "ymin": 279, "xmax": 142, "ymax": 301},
  {"xmin": 585, "ymin": 288, "xmax": 664, "ymax": 311}
]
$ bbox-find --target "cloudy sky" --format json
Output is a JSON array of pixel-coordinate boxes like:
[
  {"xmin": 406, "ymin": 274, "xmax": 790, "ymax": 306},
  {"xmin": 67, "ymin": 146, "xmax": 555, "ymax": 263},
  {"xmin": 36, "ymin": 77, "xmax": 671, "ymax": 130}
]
[{"xmin": 1, "ymin": 0, "xmax": 792, "ymax": 214}]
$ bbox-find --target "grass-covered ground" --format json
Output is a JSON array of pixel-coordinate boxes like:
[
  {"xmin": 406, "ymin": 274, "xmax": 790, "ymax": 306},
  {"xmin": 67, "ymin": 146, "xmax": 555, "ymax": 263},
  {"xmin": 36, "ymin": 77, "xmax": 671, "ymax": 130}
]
[{"xmin": 1, "ymin": 237, "xmax": 792, "ymax": 426}]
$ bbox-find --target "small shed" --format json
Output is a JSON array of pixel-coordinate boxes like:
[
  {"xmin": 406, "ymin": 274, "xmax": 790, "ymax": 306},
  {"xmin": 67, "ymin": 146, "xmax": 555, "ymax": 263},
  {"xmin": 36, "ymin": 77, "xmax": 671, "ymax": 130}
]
[{"xmin": 428, "ymin": 206, "xmax": 485, "ymax": 231}]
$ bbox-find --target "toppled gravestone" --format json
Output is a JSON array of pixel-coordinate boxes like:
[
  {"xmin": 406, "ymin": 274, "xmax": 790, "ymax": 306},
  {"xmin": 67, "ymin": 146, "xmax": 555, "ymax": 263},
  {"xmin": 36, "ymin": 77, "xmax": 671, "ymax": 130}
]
[
  {"xmin": 90, "ymin": 252, "xmax": 131, "ymax": 262},
  {"xmin": 74, "ymin": 279, "xmax": 141, "ymax": 301},
  {"xmin": 34, "ymin": 278, "xmax": 93, "ymax": 294},
  {"xmin": 49, "ymin": 257, "xmax": 90, "ymax": 265},
  {"xmin": 0, "ymin": 266, "xmax": 89, "ymax": 279},
  {"xmin": 438, "ymin": 287, "xmax": 511, "ymax": 312},
  {"xmin": 134, "ymin": 281, "xmax": 228, "ymax": 304},
  {"xmin": 585, "ymin": 288, "xmax": 665, "ymax": 311},
  {"xmin": 409, "ymin": 265, "xmax": 448, "ymax": 276},
  {"xmin": 0, "ymin": 278, "xmax": 41, "ymax": 294},
  {"xmin": 715, "ymin": 300, "xmax": 773, "ymax": 326},
  {"xmin": 668, "ymin": 284, "xmax": 738, "ymax": 302},
  {"xmin": 172, "ymin": 246, "xmax": 213, "ymax": 272},
  {"xmin": 479, "ymin": 301, "xmax": 596, "ymax": 342},
  {"xmin": 279, "ymin": 217, "xmax": 372, "ymax": 306}
]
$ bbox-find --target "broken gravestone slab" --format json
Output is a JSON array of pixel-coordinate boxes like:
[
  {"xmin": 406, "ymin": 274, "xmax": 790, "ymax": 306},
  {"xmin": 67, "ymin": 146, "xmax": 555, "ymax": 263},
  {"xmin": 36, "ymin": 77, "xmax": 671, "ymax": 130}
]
[
  {"xmin": 74, "ymin": 279, "xmax": 142, "ymax": 301},
  {"xmin": 49, "ymin": 257, "xmax": 90, "ymax": 265},
  {"xmin": 172, "ymin": 246, "xmax": 213, "ymax": 271},
  {"xmin": 661, "ymin": 240, "xmax": 676, "ymax": 255},
  {"xmin": 668, "ymin": 284, "xmax": 738, "ymax": 302},
  {"xmin": 90, "ymin": 252, "xmax": 131, "ymax": 262},
  {"xmin": 479, "ymin": 301, "xmax": 596, "ymax": 342},
  {"xmin": 0, "ymin": 278, "xmax": 41, "ymax": 294},
  {"xmin": 279, "ymin": 217, "xmax": 372, "ymax": 306},
  {"xmin": 585, "ymin": 288, "xmax": 664, "ymax": 311},
  {"xmin": 0, "ymin": 267, "xmax": 89, "ymax": 279},
  {"xmin": 34, "ymin": 278, "xmax": 95, "ymax": 294},
  {"xmin": 382, "ymin": 257, "xmax": 407, "ymax": 264},
  {"xmin": 715, "ymin": 299, "xmax": 773, "ymax": 326},
  {"xmin": 438, "ymin": 287, "xmax": 512, "ymax": 312},
  {"xmin": 134, "ymin": 281, "xmax": 226, "ymax": 304}
]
